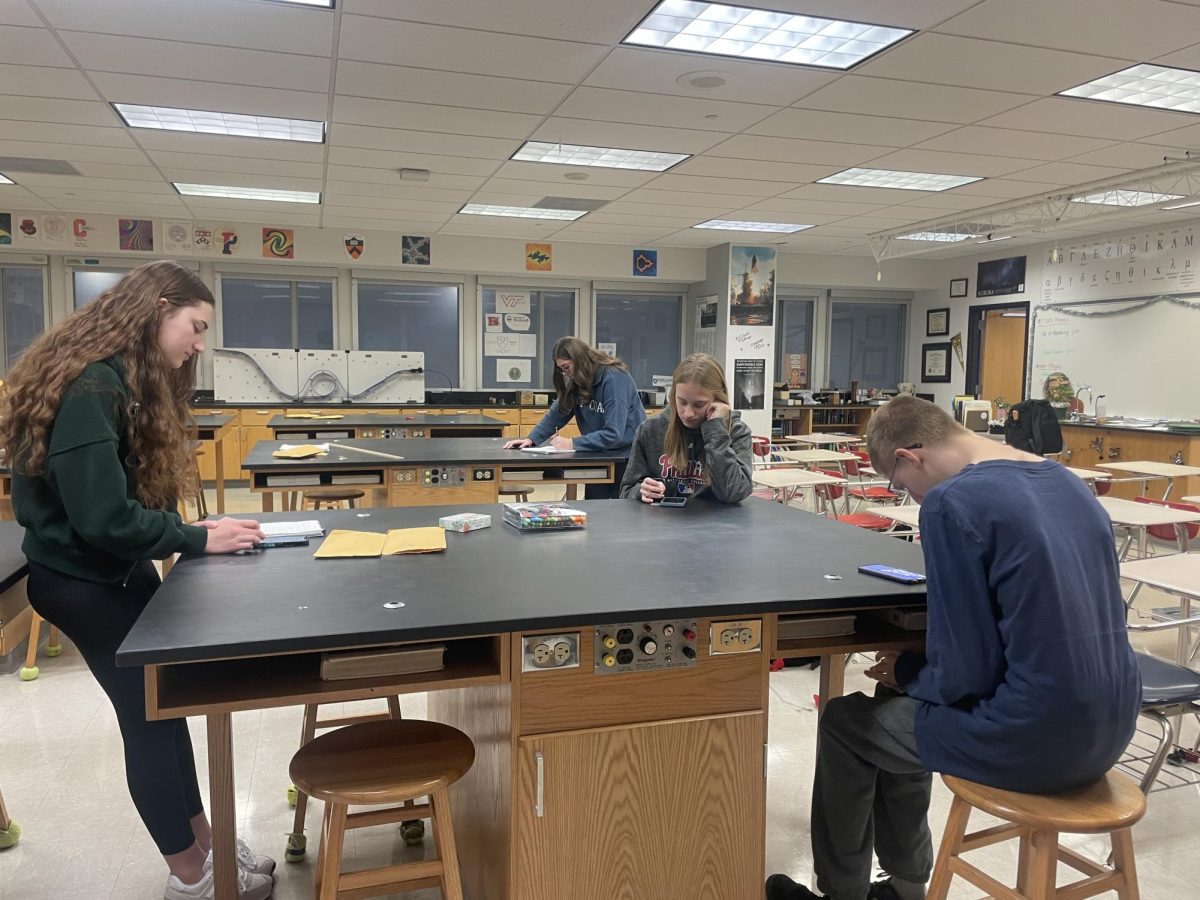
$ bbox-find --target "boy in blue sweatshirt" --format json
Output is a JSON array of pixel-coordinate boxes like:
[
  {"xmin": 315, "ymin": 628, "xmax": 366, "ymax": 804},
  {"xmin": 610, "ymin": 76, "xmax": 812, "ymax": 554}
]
[{"xmin": 767, "ymin": 395, "xmax": 1139, "ymax": 900}]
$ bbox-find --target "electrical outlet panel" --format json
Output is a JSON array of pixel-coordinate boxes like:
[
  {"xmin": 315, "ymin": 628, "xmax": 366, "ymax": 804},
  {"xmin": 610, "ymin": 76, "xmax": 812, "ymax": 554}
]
[
  {"xmin": 593, "ymin": 619, "xmax": 698, "ymax": 675},
  {"xmin": 362, "ymin": 427, "xmax": 428, "ymax": 439},
  {"xmin": 471, "ymin": 467, "xmax": 495, "ymax": 482},
  {"xmin": 393, "ymin": 468, "xmax": 418, "ymax": 484},
  {"xmin": 521, "ymin": 633, "xmax": 580, "ymax": 672},
  {"xmin": 422, "ymin": 466, "xmax": 466, "ymax": 487},
  {"xmin": 709, "ymin": 619, "xmax": 763, "ymax": 655}
]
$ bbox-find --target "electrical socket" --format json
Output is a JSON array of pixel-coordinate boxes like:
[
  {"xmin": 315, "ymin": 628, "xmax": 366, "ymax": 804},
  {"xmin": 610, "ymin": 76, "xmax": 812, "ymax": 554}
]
[
  {"xmin": 521, "ymin": 633, "xmax": 580, "ymax": 672},
  {"xmin": 709, "ymin": 619, "xmax": 762, "ymax": 655}
]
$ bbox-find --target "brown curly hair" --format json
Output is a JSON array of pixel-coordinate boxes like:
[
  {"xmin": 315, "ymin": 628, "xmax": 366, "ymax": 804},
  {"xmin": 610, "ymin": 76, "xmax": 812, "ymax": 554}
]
[
  {"xmin": 550, "ymin": 336, "xmax": 629, "ymax": 408},
  {"xmin": 0, "ymin": 260, "xmax": 214, "ymax": 509}
]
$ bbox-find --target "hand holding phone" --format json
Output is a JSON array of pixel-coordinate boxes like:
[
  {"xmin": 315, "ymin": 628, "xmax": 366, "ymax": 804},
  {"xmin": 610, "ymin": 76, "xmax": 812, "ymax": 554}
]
[{"xmin": 858, "ymin": 564, "xmax": 926, "ymax": 585}]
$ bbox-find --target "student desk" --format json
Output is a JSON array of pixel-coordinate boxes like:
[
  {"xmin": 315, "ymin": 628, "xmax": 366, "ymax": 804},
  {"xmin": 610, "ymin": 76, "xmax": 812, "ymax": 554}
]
[
  {"xmin": 1099, "ymin": 460, "xmax": 1200, "ymax": 501},
  {"xmin": 194, "ymin": 414, "xmax": 235, "ymax": 515},
  {"xmin": 779, "ymin": 433, "xmax": 863, "ymax": 448},
  {"xmin": 242, "ymin": 438, "xmax": 628, "ymax": 511},
  {"xmin": 1098, "ymin": 496, "xmax": 1200, "ymax": 560},
  {"xmin": 1119, "ymin": 553, "xmax": 1200, "ymax": 665},
  {"xmin": 0, "ymin": 522, "xmax": 30, "ymax": 664},
  {"xmin": 775, "ymin": 449, "xmax": 859, "ymax": 466},
  {"xmin": 751, "ymin": 467, "xmax": 845, "ymax": 505},
  {"xmin": 872, "ymin": 504, "xmax": 922, "ymax": 535},
  {"xmin": 116, "ymin": 500, "xmax": 926, "ymax": 900},
  {"xmin": 269, "ymin": 413, "xmax": 507, "ymax": 441}
]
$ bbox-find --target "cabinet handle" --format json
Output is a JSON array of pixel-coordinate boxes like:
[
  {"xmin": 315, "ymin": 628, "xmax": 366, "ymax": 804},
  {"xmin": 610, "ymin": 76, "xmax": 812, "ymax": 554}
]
[{"xmin": 535, "ymin": 751, "xmax": 544, "ymax": 818}]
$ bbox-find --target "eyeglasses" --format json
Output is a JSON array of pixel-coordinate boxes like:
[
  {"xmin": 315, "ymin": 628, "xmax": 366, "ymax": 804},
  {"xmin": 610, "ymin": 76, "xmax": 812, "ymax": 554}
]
[
  {"xmin": 887, "ymin": 443, "xmax": 923, "ymax": 494},
  {"xmin": 555, "ymin": 361, "xmax": 572, "ymax": 374}
]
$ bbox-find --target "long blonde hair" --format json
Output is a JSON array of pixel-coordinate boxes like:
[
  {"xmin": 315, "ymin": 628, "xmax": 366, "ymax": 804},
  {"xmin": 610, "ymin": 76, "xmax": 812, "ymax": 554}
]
[
  {"xmin": 0, "ymin": 260, "xmax": 213, "ymax": 509},
  {"xmin": 550, "ymin": 336, "xmax": 629, "ymax": 408},
  {"xmin": 664, "ymin": 353, "xmax": 731, "ymax": 475}
]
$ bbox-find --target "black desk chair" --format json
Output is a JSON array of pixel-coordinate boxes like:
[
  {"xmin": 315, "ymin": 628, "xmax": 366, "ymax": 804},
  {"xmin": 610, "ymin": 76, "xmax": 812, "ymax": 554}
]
[{"xmin": 1119, "ymin": 652, "xmax": 1200, "ymax": 794}]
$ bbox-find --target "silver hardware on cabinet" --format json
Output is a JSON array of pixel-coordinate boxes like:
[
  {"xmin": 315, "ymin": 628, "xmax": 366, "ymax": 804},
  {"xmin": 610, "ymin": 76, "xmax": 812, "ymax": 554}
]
[
  {"xmin": 1108, "ymin": 446, "xmax": 1121, "ymax": 460},
  {"xmin": 1090, "ymin": 437, "xmax": 1104, "ymax": 453},
  {"xmin": 1172, "ymin": 451, "xmax": 1184, "ymax": 465},
  {"xmin": 535, "ymin": 751, "xmax": 544, "ymax": 818}
]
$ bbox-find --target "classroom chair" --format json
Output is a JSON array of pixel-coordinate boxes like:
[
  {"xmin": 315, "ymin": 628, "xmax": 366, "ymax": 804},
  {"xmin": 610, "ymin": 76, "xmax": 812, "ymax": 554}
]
[
  {"xmin": 843, "ymin": 457, "xmax": 901, "ymax": 511},
  {"xmin": 18, "ymin": 611, "xmax": 62, "ymax": 681},
  {"xmin": 927, "ymin": 770, "xmax": 1144, "ymax": 900},
  {"xmin": 1118, "ymin": 652, "xmax": 1200, "ymax": 794},
  {"xmin": 1132, "ymin": 497, "xmax": 1200, "ymax": 553},
  {"xmin": 815, "ymin": 469, "xmax": 892, "ymax": 531},
  {"xmin": 0, "ymin": 785, "xmax": 19, "ymax": 849},
  {"xmin": 289, "ymin": 719, "xmax": 474, "ymax": 900},
  {"xmin": 191, "ymin": 446, "xmax": 209, "ymax": 520},
  {"xmin": 302, "ymin": 487, "xmax": 366, "ymax": 510},
  {"xmin": 286, "ymin": 697, "xmax": 426, "ymax": 861},
  {"xmin": 751, "ymin": 436, "xmax": 773, "ymax": 468}
]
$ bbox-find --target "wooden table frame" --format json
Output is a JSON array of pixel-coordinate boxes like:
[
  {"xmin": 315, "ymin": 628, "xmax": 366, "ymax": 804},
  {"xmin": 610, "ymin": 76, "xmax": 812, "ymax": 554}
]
[{"xmin": 194, "ymin": 415, "xmax": 235, "ymax": 515}]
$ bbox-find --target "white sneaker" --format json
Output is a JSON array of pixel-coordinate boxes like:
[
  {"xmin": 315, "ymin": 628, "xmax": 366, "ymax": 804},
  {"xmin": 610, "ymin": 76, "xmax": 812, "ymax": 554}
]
[
  {"xmin": 236, "ymin": 837, "xmax": 276, "ymax": 876},
  {"xmin": 164, "ymin": 852, "xmax": 274, "ymax": 900}
]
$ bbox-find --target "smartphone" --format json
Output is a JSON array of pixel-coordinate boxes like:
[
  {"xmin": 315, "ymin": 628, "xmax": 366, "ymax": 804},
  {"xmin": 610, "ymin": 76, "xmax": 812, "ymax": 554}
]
[
  {"xmin": 657, "ymin": 496, "xmax": 688, "ymax": 508},
  {"xmin": 858, "ymin": 564, "xmax": 926, "ymax": 585},
  {"xmin": 255, "ymin": 535, "xmax": 311, "ymax": 549}
]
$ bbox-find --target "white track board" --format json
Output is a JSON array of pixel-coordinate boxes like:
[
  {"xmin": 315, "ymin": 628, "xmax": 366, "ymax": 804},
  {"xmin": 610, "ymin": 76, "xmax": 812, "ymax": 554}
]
[
  {"xmin": 298, "ymin": 350, "xmax": 348, "ymax": 403},
  {"xmin": 214, "ymin": 348, "xmax": 299, "ymax": 402},
  {"xmin": 347, "ymin": 351, "xmax": 425, "ymax": 403}
]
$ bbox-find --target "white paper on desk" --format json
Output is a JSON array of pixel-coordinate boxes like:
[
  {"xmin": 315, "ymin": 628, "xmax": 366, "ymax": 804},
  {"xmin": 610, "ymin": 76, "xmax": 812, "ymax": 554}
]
[
  {"xmin": 261, "ymin": 520, "xmax": 324, "ymax": 537},
  {"xmin": 484, "ymin": 333, "xmax": 536, "ymax": 357},
  {"xmin": 496, "ymin": 358, "xmax": 531, "ymax": 383},
  {"xmin": 280, "ymin": 442, "xmax": 331, "ymax": 451},
  {"xmin": 520, "ymin": 444, "xmax": 571, "ymax": 454}
]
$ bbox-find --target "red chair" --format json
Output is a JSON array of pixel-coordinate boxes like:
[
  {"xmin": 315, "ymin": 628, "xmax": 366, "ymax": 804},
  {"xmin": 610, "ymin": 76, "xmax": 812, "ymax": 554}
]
[
  {"xmin": 751, "ymin": 436, "xmax": 773, "ymax": 468},
  {"xmin": 816, "ymin": 468, "xmax": 892, "ymax": 531},
  {"xmin": 1133, "ymin": 497, "xmax": 1200, "ymax": 550},
  {"xmin": 844, "ymin": 457, "xmax": 901, "ymax": 508}
]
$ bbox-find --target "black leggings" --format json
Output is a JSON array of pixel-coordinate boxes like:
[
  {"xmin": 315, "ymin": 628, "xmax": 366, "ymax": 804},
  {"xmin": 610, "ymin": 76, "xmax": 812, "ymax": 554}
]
[{"xmin": 27, "ymin": 560, "xmax": 204, "ymax": 856}]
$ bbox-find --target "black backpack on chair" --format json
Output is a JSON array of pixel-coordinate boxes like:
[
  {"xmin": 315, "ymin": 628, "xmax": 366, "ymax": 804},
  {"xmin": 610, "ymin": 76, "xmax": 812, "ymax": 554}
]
[{"xmin": 1003, "ymin": 399, "xmax": 1063, "ymax": 455}]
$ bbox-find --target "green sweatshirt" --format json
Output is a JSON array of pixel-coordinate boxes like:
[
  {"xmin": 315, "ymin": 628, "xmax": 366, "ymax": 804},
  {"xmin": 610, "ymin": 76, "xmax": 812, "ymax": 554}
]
[{"xmin": 13, "ymin": 356, "xmax": 208, "ymax": 583}]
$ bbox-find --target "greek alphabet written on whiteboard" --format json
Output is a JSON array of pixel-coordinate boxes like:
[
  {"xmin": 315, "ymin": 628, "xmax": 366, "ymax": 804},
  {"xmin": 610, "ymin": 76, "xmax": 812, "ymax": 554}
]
[{"xmin": 1042, "ymin": 225, "xmax": 1197, "ymax": 302}]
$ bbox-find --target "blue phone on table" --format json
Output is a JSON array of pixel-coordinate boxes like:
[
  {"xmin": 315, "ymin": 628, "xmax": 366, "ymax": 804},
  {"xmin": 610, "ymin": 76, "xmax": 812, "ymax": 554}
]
[
  {"xmin": 858, "ymin": 564, "xmax": 925, "ymax": 585},
  {"xmin": 255, "ymin": 535, "xmax": 311, "ymax": 549}
]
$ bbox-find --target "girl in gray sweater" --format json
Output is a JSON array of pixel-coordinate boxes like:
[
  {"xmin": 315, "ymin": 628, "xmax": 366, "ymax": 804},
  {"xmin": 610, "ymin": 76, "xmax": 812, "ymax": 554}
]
[{"xmin": 620, "ymin": 353, "xmax": 754, "ymax": 503}]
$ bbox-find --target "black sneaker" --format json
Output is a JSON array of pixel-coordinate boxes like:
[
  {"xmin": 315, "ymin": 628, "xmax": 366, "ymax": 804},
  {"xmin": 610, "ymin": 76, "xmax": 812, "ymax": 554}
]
[
  {"xmin": 866, "ymin": 881, "xmax": 904, "ymax": 900},
  {"xmin": 765, "ymin": 874, "xmax": 823, "ymax": 900}
]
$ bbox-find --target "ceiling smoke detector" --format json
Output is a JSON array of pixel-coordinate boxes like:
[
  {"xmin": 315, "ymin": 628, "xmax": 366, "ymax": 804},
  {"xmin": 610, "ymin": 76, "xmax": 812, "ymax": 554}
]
[
  {"xmin": 564, "ymin": 171, "xmax": 590, "ymax": 181},
  {"xmin": 676, "ymin": 70, "xmax": 731, "ymax": 90}
]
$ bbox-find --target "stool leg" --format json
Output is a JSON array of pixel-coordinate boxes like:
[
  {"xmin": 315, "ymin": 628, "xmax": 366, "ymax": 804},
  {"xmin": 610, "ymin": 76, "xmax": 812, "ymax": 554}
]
[
  {"xmin": 1015, "ymin": 826, "xmax": 1033, "ymax": 895},
  {"xmin": 1026, "ymin": 828, "xmax": 1058, "ymax": 900},
  {"xmin": 46, "ymin": 626, "xmax": 61, "ymax": 655},
  {"xmin": 315, "ymin": 801, "xmax": 348, "ymax": 900},
  {"xmin": 926, "ymin": 795, "xmax": 971, "ymax": 900},
  {"xmin": 287, "ymin": 704, "xmax": 320, "ymax": 862},
  {"xmin": 20, "ymin": 613, "xmax": 43, "ymax": 680},
  {"xmin": 431, "ymin": 787, "xmax": 465, "ymax": 900},
  {"xmin": 1110, "ymin": 828, "xmax": 1141, "ymax": 900},
  {"xmin": 348, "ymin": 496, "xmax": 356, "ymax": 509}
]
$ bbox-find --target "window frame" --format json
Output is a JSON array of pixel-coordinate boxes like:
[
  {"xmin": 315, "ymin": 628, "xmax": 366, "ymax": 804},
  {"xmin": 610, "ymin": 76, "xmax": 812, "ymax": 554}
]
[
  {"xmin": 823, "ymin": 290, "xmax": 912, "ymax": 392},
  {"xmin": 591, "ymin": 285, "xmax": 687, "ymax": 390},
  {"xmin": 477, "ymin": 281, "xmax": 579, "ymax": 391},
  {"xmin": 351, "ymin": 273, "xmax": 465, "ymax": 389},
  {"xmin": 0, "ymin": 263, "xmax": 49, "ymax": 372},
  {"xmin": 215, "ymin": 270, "xmax": 338, "ymax": 350}
]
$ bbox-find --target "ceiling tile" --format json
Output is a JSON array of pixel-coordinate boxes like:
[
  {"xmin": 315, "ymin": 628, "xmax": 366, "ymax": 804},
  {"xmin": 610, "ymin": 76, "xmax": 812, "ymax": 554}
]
[
  {"xmin": 585, "ymin": 212, "xmax": 706, "ymax": 227},
  {"xmin": 555, "ymin": 85, "xmax": 779, "ymax": 134},
  {"xmin": 0, "ymin": 185, "xmax": 54, "ymax": 205},
  {"xmin": 332, "ymin": 96, "xmax": 539, "ymax": 140},
  {"xmin": 335, "ymin": 61, "xmax": 569, "ymax": 115},
  {"xmin": 795, "ymin": 75, "xmax": 1036, "ymax": 124},
  {"xmin": 669, "ymin": 156, "xmax": 834, "ymax": 184},
  {"xmin": 1006, "ymin": 160, "xmax": 1130, "ymax": 186},
  {"xmin": 1138, "ymin": 122, "xmax": 1200, "ymax": 152},
  {"xmin": 326, "ymin": 150, "xmax": 501, "ymax": 176},
  {"xmin": 65, "ymin": 162, "xmax": 162, "ymax": 181},
  {"xmin": 780, "ymin": 183, "xmax": 940, "ymax": 205},
  {"xmin": 952, "ymin": 178, "xmax": 1056, "ymax": 200},
  {"xmin": 705, "ymin": 134, "xmax": 888, "ymax": 166},
  {"xmin": 327, "ymin": 162, "xmax": 493, "ymax": 185},
  {"xmin": 935, "ymin": 0, "xmax": 1200, "ymax": 59},
  {"xmin": 134, "ymin": 131, "xmax": 327, "ymax": 162},
  {"xmin": 0, "ymin": 64, "xmax": 98, "ymax": 101},
  {"xmin": 531, "ymin": 118, "xmax": 727, "ymax": 155},
  {"xmin": 0, "ymin": 25, "xmax": 74, "ymax": 67},
  {"xmin": 0, "ymin": 95, "xmax": 116, "ymax": 127},
  {"xmin": 59, "ymin": 198, "xmax": 195, "ymax": 215},
  {"xmin": 599, "ymin": 199, "xmax": 736, "ymax": 218},
  {"xmin": 317, "ymin": 194, "xmax": 461, "ymax": 214},
  {"xmin": 978, "ymin": 97, "xmax": 1198, "ymax": 140},
  {"xmin": 914, "ymin": 126, "xmax": 1116, "ymax": 161},
  {"xmin": 439, "ymin": 219, "xmax": 562, "ymax": 239},
  {"xmin": 0, "ymin": 120, "xmax": 135, "ymax": 147},
  {"xmin": 489, "ymin": 161, "xmax": 659, "ymax": 188},
  {"xmin": 324, "ymin": 180, "xmax": 480, "ymax": 202},
  {"xmin": 582, "ymin": 47, "xmax": 836, "ymax": 108},
  {"xmin": 748, "ymin": 109, "xmax": 958, "ymax": 147},
  {"xmin": 0, "ymin": 2, "xmax": 40, "ymax": 26},
  {"xmin": 646, "ymin": 173, "xmax": 792, "ymax": 198},
  {"xmin": 338, "ymin": 15, "xmax": 606, "ymax": 83},
  {"xmin": 158, "ymin": 170, "xmax": 322, "ymax": 192},
  {"xmin": 863, "ymin": 148, "xmax": 1035, "ymax": 178},
  {"xmin": 330, "ymin": 124, "xmax": 518, "ymax": 160},
  {"xmin": 90, "ymin": 72, "xmax": 327, "ymax": 119},
  {"xmin": 476, "ymin": 178, "xmax": 632, "ymax": 201},
  {"xmin": 0, "ymin": 139, "xmax": 147, "ymax": 165},
  {"xmin": 321, "ymin": 212, "xmax": 449, "ymax": 230},
  {"xmin": 1068, "ymin": 142, "xmax": 1188, "ymax": 170},
  {"xmin": 741, "ymin": 198, "xmax": 886, "ymax": 216},
  {"xmin": 147, "ymin": 151, "xmax": 325, "ymax": 181}
]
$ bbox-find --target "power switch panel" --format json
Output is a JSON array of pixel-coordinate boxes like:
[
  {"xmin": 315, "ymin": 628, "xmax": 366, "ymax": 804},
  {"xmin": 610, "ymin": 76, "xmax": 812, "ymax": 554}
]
[
  {"xmin": 593, "ymin": 619, "xmax": 697, "ymax": 675},
  {"xmin": 471, "ymin": 467, "xmax": 495, "ymax": 482},
  {"xmin": 709, "ymin": 619, "xmax": 763, "ymax": 655},
  {"xmin": 521, "ymin": 633, "xmax": 580, "ymax": 673}
]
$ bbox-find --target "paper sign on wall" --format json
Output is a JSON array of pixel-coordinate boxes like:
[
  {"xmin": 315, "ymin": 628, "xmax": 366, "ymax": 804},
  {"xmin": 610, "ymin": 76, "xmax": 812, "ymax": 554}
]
[
  {"xmin": 496, "ymin": 359, "xmax": 531, "ymax": 383},
  {"xmin": 485, "ymin": 333, "xmax": 536, "ymax": 357},
  {"xmin": 497, "ymin": 292, "xmax": 530, "ymax": 314},
  {"xmin": 597, "ymin": 342, "xmax": 617, "ymax": 356},
  {"xmin": 485, "ymin": 313, "xmax": 502, "ymax": 332},
  {"xmin": 503, "ymin": 313, "xmax": 531, "ymax": 331}
]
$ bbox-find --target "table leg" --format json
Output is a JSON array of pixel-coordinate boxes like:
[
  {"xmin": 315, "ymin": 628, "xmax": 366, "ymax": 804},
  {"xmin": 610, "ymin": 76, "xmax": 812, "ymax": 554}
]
[
  {"xmin": 817, "ymin": 653, "xmax": 846, "ymax": 722},
  {"xmin": 1138, "ymin": 526, "xmax": 1149, "ymax": 561},
  {"xmin": 214, "ymin": 436, "xmax": 226, "ymax": 515},
  {"xmin": 261, "ymin": 492, "xmax": 274, "ymax": 513},
  {"xmin": 207, "ymin": 712, "xmax": 237, "ymax": 900},
  {"xmin": 1180, "ymin": 596, "xmax": 1193, "ymax": 667},
  {"xmin": 565, "ymin": 484, "xmax": 579, "ymax": 501},
  {"xmin": 1163, "ymin": 478, "xmax": 1175, "ymax": 502}
]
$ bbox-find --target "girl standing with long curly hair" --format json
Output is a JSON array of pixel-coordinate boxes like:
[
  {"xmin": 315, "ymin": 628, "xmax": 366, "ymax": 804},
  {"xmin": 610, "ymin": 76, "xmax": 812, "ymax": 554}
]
[{"xmin": 1, "ymin": 260, "xmax": 272, "ymax": 899}]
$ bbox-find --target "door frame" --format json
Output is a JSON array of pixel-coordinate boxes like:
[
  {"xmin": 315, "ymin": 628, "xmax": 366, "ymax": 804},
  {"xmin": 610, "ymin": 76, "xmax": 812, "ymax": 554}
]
[{"xmin": 965, "ymin": 300, "xmax": 1030, "ymax": 399}]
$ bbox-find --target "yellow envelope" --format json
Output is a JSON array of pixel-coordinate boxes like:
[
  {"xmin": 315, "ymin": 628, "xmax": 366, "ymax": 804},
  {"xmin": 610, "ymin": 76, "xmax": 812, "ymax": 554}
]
[
  {"xmin": 382, "ymin": 527, "xmax": 448, "ymax": 556},
  {"xmin": 313, "ymin": 530, "xmax": 388, "ymax": 558},
  {"xmin": 272, "ymin": 444, "xmax": 327, "ymax": 459}
]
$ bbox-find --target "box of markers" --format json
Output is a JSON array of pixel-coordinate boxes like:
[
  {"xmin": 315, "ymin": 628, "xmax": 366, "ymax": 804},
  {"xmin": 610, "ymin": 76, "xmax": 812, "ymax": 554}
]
[
  {"xmin": 502, "ymin": 503, "xmax": 588, "ymax": 532},
  {"xmin": 439, "ymin": 512, "xmax": 492, "ymax": 533}
]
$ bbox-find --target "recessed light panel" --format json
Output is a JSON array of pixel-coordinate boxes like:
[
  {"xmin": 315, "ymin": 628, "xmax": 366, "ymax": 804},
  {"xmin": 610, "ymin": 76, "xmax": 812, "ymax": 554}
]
[
  {"xmin": 1164, "ymin": 199, "xmax": 1200, "ymax": 210},
  {"xmin": 1060, "ymin": 64, "xmax": 1200, "ymax": 114},
  {"xmin": 0, "ymin": 173, "xmax": 14, "ymax": 185},
  {"xmin": 513, "ymin": 141, "xmax": 689, "ymax": 172},
  {"xmin": 459, "ymin": 204, "xmax": 586, "ymax": 220},
  {"xmin": 173, "ymin": 183, "xmax": 321, "ymax": 203},
  {"xmin": 1070, "ymin": 190, "xmax": 1182, "ymax": 207},
  {"xmin": 114, "ymin": 103, "xmax": 325, "ymax": 143},
  {"xmin": 895, "ymin": 231, "xmax": 972, "ymax": 242},
  {"xmin": 693, "ymin": 219, "xmax": 811, "ymax": 232},
  {"xmin": 624, "ymin": 1, "xmax": 911, "ymax": 69},
  {"xmin": 818, "ymin": 168, "xmax": 982, "ymax": 191}
]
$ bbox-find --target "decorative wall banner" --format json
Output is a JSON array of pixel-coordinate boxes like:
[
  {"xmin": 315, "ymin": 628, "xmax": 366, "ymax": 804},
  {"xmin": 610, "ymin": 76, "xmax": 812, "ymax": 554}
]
[
  {"xmin": 118, "ymin": 218, "xmax": 154, "ymax": 252},
  {"xmin": 484, "ymin": 333, "xmax": 536, "ymax": 357},
  {"xmin": 164, "ymin": 220, "xmax": 191, "ymax": 254},
  {"xmin": 42, "ymin": 215, "xmax": 67, "ymax": 245},
  {"xmin": 192, "ymin": 226, "xmax": 213, "ymax": 253},
  {"xmin": 497, "ymin": 292, "xmax": 530, "ymax": 315},
  {"xmin": 344, "ymin": 234, "xmax": 364, "ymax": 260},
  {"xmin": 503, "ymin": 312, "xmax": 531, "ymax": 331},
  {"xmin": 262, "ymin": 227, "xmax": 294, "ymax": 259},
  {"xmin": 525, "ymin": 242, "xmax": 552, "ymax": 271},
  {"xmin": 729, "ymin": 244, "xmax": 775, "ymax": 326},
  {"xmin": 484, "ymin": 313, "xmax": 502, "ymax": 332},
  {"xmin": 14, "ymin": 213, "xmax": 39, "ymax": 244},
  {"xmin": 402, "ymin": 235, "xmax": 430, "ymax": 265},
  {"xmin": 71, "ymin": 216, "xmax": 94, "ymax": 248},
  {"xmin": 633, "ymin": 249, "xmax": 658, "ymax": 276},
  {"xmin": 785, "ymin": 353, "xmax": 808, "ymax": 389},
  {"xmin": 0, "ymin": 213, "xmax": 10, "ymax": 245},
  {"xmin": 496, "ymin": 358, "xmax": 531, "ymax": 383},
  {"xmin": 733, "ymin": 358, "xmax": 766, "ymax": 410},
  {"xmin": 1041, "ymin": 225, "xmax": 1198, "ymax": 301},
  {"xmin": 220, "ymin": 226, "xmax": 239, "ymax": 256},
  {"xmin": 694, "ymin": 295, "xmax": 717, "ymax": 357}
]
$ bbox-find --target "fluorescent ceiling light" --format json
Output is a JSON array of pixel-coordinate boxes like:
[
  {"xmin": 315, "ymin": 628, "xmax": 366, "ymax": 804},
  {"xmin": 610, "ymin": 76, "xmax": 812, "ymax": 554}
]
[
  {"xmin": 693, "ymin": 219, "xmax": 811, "ymax": 233},
  {"xmin": 1060, "ymin": 64, "xmax": 1200, "ymax": 114},
  {"xmin": 1069, "ymin": 189, "xmax": 1182, "ymax": 207},
  {"xmin": 113, "ymin": 103, "xmax": 325, "ymax": 143},
  {"xmin": 512, "ymin": 141, "xmax": 689, "ymax": 172},
  {"xmin": 1163, "ymin": 199, "xmax": 1200, "ymax": 210},
  {"xmin": 623, "ymin": 1, "xmax": 911, "ymax": 70},
  {"xmin": 173, "ymin": 183, "xmax": 321, "ymax": 203},
  {"xmin": 459, "ymin": 204, "xmax": 586, "ymax": 220},
  {"xmin": 269, "ymin": 0, "xmax": 334, "ymax": 6},
  {"xmin": 975, "ymin": 235, "xmax": 1014, "ymax": 243},
  {"xmin": 0, "ymin": 173, "xmax": 14, "ymax": 185},
  {"xmin": 818, "ymin": 168, "xmax": 982, "ymax": 191},
  {"xmin": 895, "ymin": 231, "xmax": 972, "ymax": 242}
]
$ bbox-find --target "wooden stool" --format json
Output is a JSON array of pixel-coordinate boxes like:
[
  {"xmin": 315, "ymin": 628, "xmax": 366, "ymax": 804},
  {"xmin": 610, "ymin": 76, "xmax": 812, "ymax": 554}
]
[
  {"xmin": 191, "ymin": 447, "xmax": 209, "ymax": 520},
  {"xmin": 289, "ymin": 719, "xmax": 475, "ymax": 900},
  {"xmin": 302, "ymin": 487, "xmax": 365, "ymax": 510},
  {"xmin": 285, "ymin": 697, "xmax": 425, "ymax": 861},
  {"xmin": 499, "ymin": 483, "xmax": 535, "ymax": 503},
  {"xmin": 0, "ymin": 785, "xmax": 20, "ymax": 849},
  {"xmin": 19, "ymin": 612, "xmax": 62, "ymax": 681},
  {"xmin": 928, "ymin": 771, "xmax": 1146, "ymax": 900}
]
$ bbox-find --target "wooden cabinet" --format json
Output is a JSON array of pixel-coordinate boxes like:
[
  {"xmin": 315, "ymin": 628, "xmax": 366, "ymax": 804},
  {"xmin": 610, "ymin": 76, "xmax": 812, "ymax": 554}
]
[
  {"xmin": 520, "ymin": 409, "xmax": 580, "ymax": 439},
  {"xmin": 489, "ymin": 409, "xmax": 522, "ymax": 439},
  {"xmin": 773, "ymin": 405, "xmax": 874, "ymax": 438},
  {"xmin": 193, "ymin": 410, "xmax": 240, "ymax": 483},
  {"xmin": 1061, "ymin": 425, "xmax": 1200, "ymax": 499},
  {"xmin": 513, "ymin": 712, "xmax": 765, "ymax": 900}
]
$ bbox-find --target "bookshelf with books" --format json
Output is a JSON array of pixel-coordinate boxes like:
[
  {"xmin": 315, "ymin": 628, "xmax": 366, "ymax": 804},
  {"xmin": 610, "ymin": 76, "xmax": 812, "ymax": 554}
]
[{"xmin": 772, "ymin": 405, "xmax": 875, "ymax": 438}]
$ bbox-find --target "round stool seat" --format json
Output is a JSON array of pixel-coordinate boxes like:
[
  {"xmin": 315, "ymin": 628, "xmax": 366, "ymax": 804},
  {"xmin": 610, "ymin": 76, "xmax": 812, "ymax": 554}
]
[
  {"xmin": 499, "ymin": 484, "xmax": 536, "ymax": 500},
  {"xmin": 941, "ymin": 772, "xmax": 1146, "ymax": 834},
  {"xmin": 290, "ymin": 720, "xmax": 474, "ymax": 806},
  {"xmin": 303, "ymin": 487, "xmax": 366, "ymax": 503}
]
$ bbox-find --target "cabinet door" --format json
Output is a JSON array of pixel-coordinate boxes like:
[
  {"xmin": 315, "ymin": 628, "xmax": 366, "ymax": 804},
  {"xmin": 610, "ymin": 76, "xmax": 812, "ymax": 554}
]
[
  {"xmin": 239, "ymin": 426, "xmax": 275, "ymax": 478},
  {"xmin": 514, "ymin": 712, "xmax": 764, "ymax": 900}
]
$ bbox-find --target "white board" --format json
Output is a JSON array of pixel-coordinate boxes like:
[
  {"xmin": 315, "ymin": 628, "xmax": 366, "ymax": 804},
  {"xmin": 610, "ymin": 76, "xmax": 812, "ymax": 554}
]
[
  {"xmin": 1029, "ymin": 296, "xmax": 1200, "ymax": 420},
  {"xmin": 347, "ymin": 351, "xmax": 425, "ymax": 403},
  {"xmin": 214, "ymin": 349, "xmax": 298, "ymax": 402},
  {"xmin": 214, "ymin": 348, "xmax": 425, "ymax": 403}
]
